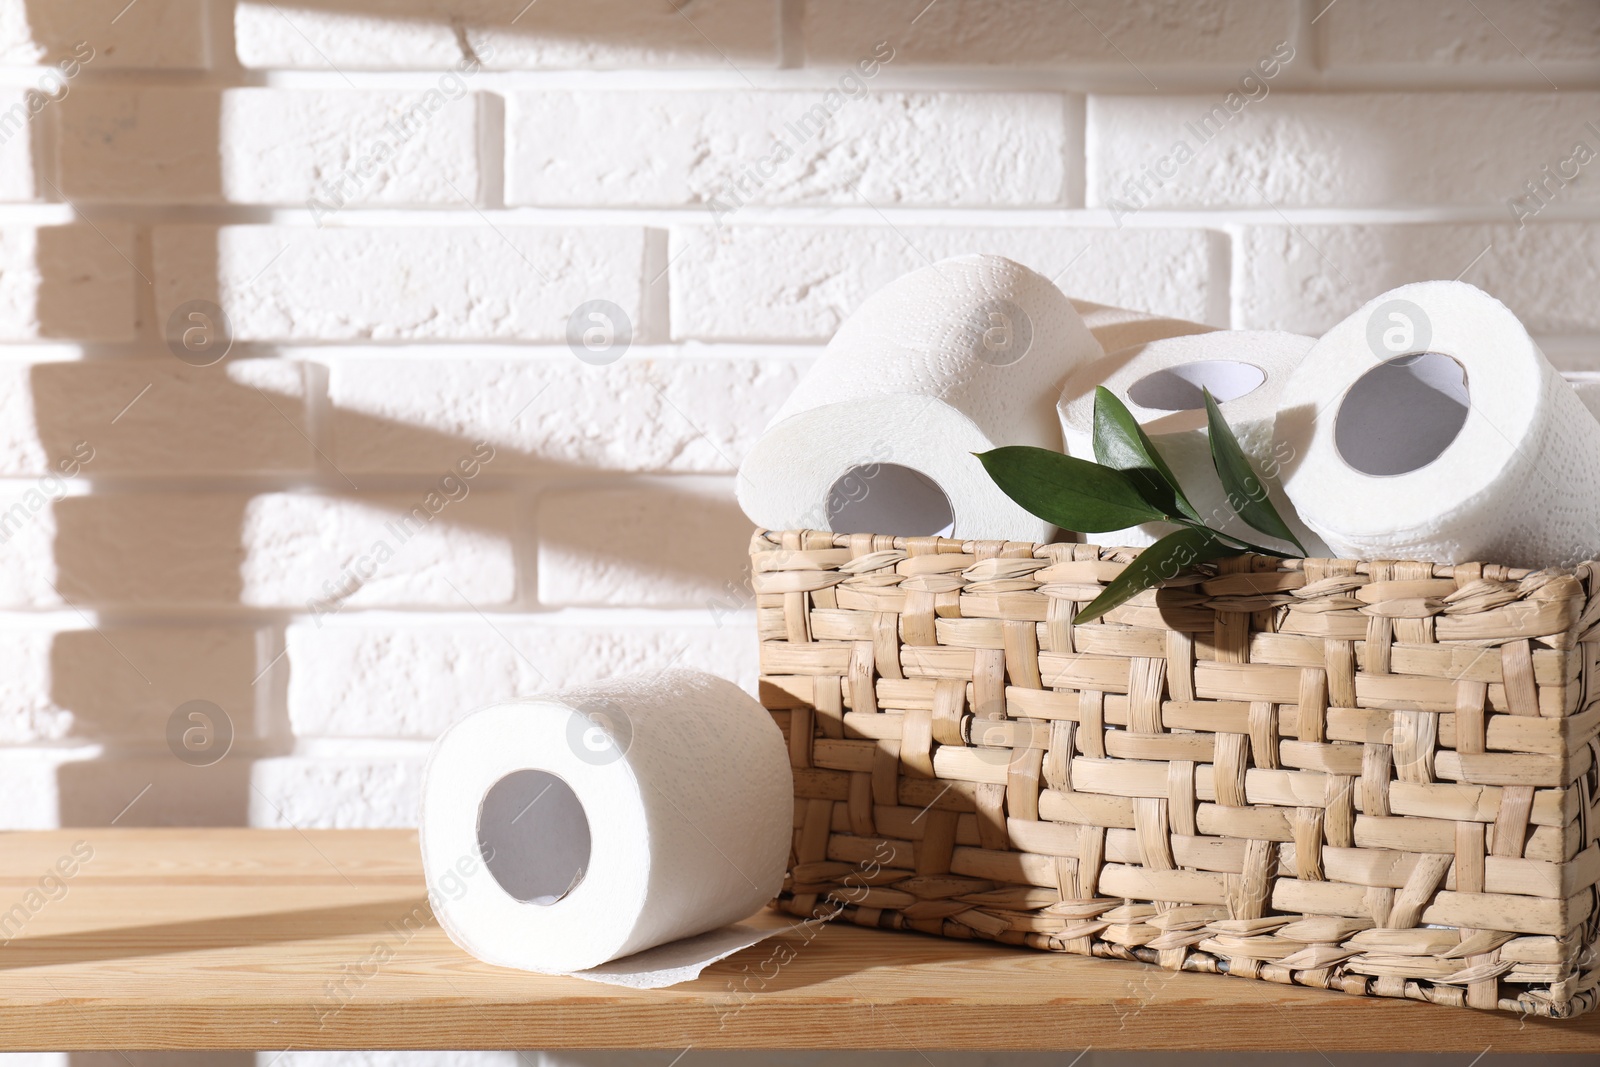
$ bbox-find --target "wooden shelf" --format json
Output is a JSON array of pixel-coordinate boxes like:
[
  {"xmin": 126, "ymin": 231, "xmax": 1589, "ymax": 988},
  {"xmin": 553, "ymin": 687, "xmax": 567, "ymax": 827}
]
[{"xmin": 0, "ymin": 828, "xmax": 1595, "ymax": 1052}]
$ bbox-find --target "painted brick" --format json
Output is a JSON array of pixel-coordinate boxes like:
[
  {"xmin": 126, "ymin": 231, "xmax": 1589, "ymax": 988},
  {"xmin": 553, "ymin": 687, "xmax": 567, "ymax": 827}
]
[
  {"xmin": 153, "ymin": 226, "xmax": 649, "ymax": 343},
  {"xmin": 0, "ymin": 485, "xmax": 64, "ymax": 608},
  {"xmin": 326, "ymin": 356, "xmax": 807, "ymax": 474},
  {"xmin": 669, "ymin": 226, "xmax": 1222, "ymax": 340},
  {"xmin": 251, "ymin": 746, "xmax": 428, "ymax": 828},
  {"xmin": 0, "ymin": 0, "xmax": 207, "ymax": 68},
  {"xmin": 53, "ymin": 625, "xmax": 265, "ymax": 746},
  {"xmin": 58, "ymin": 88, "xmax": 482, "ymax": 206},
  {"xmin": 1319, "ymin": 0, "xmax": 1600, "ymax": 70},
  {"xmin": 0, "ymin": 226, "xmax": 136, "ymax": 342},
  {"xmin": 52, "ymin": 493, "xmax": 259, "ymax": 607},
  {"xmin": 1236, "ymin": 222, "xmax": 1600, "ymax": 336},
  {"xmin": 0, "ymin": 624, "xmax": 262, "ymax": 744},
  {"xmin": 49, "ymin": 491, "xmax": 514, "ymax": 608},
  {"xmin": 228, "ymin": 88, "xmax": 482, "ymax": 208},
  {"xmin": 0, "ymin": 90, "xmax": 37, "ymax": 201},
  {"xmin": 55, "ymin": 87, "xmax": 217, "ymax": 204},
  {"xmin": 0, "ymin": 628, "xmax": 68, "ymax": 742},
  {"xmin": 243, "ymin": 492, "xmax": 517, "ymax": 609},
  {"xmin": 0, "ymin": 369, "xmax": 48, "ymax": 477},
  {"xmin": 804, "ymin": 0, "xmax": 1291, "ymax": 66},
  {"xmin": 56, "ymin": 754, "xmax": 254, "ymax": 826},
  {"xmin": 0, "ymin": 747, "xmax": 96, "ymax": 828},
  {"xmin": 1089, "ymin": 92, "xmax": 1600, "ymax": 209},
  {"xmin": 15, "ymin": 360, "xmax": 315, "ymax": 476},
  {"xmin": 505, "ymin": 90, "xmax": 1067, "ymax": 207},
  {"xmin": 234, "ymin": 0, "xmax": 778, "ymax": 70},
  {"xmin": 285, "ymin": 619, "xmax": 758, "ymax": 738},
  {"xmin": 536, "ymin": 480, "xmax": 751, "ymax": 607}
]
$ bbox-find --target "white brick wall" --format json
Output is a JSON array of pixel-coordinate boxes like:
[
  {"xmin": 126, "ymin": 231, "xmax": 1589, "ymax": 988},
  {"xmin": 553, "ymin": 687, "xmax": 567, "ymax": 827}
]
[
  {"xmin": 1088, "ymin": 92, "xmax": 1600, "ymax": 209},
  {"xmin": 0, "ymin": 622, "xmax": 264, "ymax": 743},
  {"xmin": 0, "ymin": 226, "xmax": 135, "ymax": 340},
  {"xmin": 0, "ymin": 90, "xmax": 38, "ymax": 201},
  {"xmin": 20, "ymin": 359, "xmax": 316, "ymax": 474},
  {"xmin": 802, "ymin": 0, "xmax": 1294, "ymax": 66},
  {"xmin": 325, "ymin": 355, "xmax": 805, "ymax": 472},
  {"xmin": 1318, "ymin": 0, "xmax": 1600, "ymax": 70},
  {"xmin": 60, "ymin": 89, "xmax": 484, "ymax": 205},
  {"xmin": 13, "ymin": 490, "xmax": 513, "ymax": 608},
  {"xmin": 284, "ymin": 617, "xmax": 759, "ymax": 738},
  {"xmin": 669, "ymin": 226, "xmax": 1224, "ymax": 339},
  {"xmin": 0, "ymin": 0, "xmax": 1591, "ymax": 838},
  {"xmin": 536, "ymin": 480, "xmax": 753, "ymax": 606},
  {"xmin": 154, "ymin": 226, "xmax": 653, "ymax": 342},
  {"xmin": 505, "ymin": 90, "xmax": 1069, "ymax": 207},
  {"xmin": 233, "ymin": 0, "xmax": 780, "ymax": 70},
  {"xmin": 0, "ymin": 485, "xmax": 65, "ymax": 606},
  {"xmin": 0, "ymin": 0, "xmax": 209, "ymax": 68},
  {"xmin": 1236, "ymin": 222, "xmax": 1600, "ymax": 334}
]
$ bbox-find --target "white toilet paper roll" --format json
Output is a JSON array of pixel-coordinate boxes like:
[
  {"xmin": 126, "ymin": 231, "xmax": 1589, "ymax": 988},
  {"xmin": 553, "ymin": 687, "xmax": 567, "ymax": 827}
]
[
  {"xmin": 1274, "ymin": 280, "xmax": 1600, "ymax": 569},
  {"xmin": 1058, "ymin": 330, "xmax": 1328, "ymax": 553},
  {"xmin": 737, "ymin": 254, "xmax": 1101, "ymax": 542},
  {"xmin": 1067, "ymin": 298, "xmax": 1217, "ymax": 353},
  {"xmin": 1573, "ymin": 380, "xmax": 1600, "ymax": 422},
  {"xmin": 420, "ymin": 669, "xmax": 791, "ymax": 987}
]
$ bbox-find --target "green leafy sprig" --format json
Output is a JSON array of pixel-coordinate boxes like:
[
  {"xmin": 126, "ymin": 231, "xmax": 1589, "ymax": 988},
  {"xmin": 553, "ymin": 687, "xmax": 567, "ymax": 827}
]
[{"xmin": 977, "ymin": 386, "xmax": 1305, "ymax": 625}]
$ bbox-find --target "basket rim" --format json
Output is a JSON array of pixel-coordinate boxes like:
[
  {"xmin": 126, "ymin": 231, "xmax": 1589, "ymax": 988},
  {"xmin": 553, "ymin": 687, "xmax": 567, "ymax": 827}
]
[{"xmin": 750, "ymin": 527, "xmax": 1567, "ymax": 583}]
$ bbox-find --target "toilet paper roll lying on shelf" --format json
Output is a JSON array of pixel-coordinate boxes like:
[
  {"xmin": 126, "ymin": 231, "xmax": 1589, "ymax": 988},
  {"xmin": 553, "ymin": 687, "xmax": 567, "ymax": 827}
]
[
  {"xmin": 1067, "ymin": 298, "xmax": 1217, "ymax": 353},
  {"xmin": 420, "ymin": 669, "xmax": 791, "ymax": 988},
  {"xmin": 1274, "ymin": 280, "xmax": 1600, "ymax": 569},
  {"xmin": 1058, "ymin": 330, "xmax": 1329, "ymax": 553},
  {"xmin": 738, "ymin": 254, "xmax": 1101, "ymax": 543}
]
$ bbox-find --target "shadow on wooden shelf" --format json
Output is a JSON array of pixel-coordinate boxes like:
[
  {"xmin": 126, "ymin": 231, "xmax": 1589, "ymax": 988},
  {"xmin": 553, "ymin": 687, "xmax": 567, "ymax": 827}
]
[
  {"xmin": 0, "ymin": 829, "xmax": 1593, "ymax": 1051},
  {"xmin": 0, "ymin": 901, "xmax": 416, "ymax": 972}
]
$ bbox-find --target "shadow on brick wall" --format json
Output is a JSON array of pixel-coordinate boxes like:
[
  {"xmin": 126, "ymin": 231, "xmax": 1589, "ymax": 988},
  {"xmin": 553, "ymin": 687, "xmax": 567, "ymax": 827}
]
[
  {"xmin": 7, "ymin": 0, "xmax": 760, "ymax": 828},
  {"xmin": 32, "ymin": 374, "xmax": 751, "ymax": 826}
]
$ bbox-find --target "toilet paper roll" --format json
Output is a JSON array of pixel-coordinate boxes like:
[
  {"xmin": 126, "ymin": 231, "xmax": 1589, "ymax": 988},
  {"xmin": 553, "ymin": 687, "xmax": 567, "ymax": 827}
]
[
  {"xmin": 737, "ymin": 254, "xmax": 1102, "ymax": 542},
  {"xmin": 420, "ymin": 669, "xmax": 792, "ymax": 988},
  {"xmin": 1058, "ymin": 330, "xmax": 1329, "ymax": 553},
  {"xmin": 1067, "ymin": 298, "xmax": 1217, "ymax": 353},
  {"xmin": 1274, "ymin": 280, "xmax": 1600, "ymax": 569},
  {"xmin": 1573, "ymin": 380, "xmax": 1600, "ymax": 423}
]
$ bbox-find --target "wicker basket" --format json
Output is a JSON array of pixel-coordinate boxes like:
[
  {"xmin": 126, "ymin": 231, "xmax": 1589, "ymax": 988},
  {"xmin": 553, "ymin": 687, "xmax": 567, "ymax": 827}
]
[{"xmin": 752, "ymin": 528, "xmax": 1600, "ymax": 1018}]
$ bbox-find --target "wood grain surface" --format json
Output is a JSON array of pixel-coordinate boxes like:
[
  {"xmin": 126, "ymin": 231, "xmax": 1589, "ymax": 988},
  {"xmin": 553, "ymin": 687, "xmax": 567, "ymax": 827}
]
[{"xmin": 0, "ymin": 828, "xmax": 1593, "ymax": 1052}]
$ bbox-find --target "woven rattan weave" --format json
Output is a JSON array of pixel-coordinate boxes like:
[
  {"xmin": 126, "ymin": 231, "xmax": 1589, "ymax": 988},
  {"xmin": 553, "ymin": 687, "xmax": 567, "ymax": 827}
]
[{"xmin": 753, "ymin": 529, "xmax": 1600, "ymax": 1018}]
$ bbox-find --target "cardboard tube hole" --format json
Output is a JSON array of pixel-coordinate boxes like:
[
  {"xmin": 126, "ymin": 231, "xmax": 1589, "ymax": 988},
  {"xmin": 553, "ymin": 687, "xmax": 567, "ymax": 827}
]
[
  {"xmin": 477, "ymin": 768, "xmax": 591, "ymax": 906},
  {"xmin": 1126, "ymin": 361, "xmax": 1266, "ymax": 410},
  {"xmin": 1335, "ymin": 352, "xmax": 1470, "ymax": 477},
  {"xmin": 827, "ymin": 463, "xmax": 954, "ymax": 536}
]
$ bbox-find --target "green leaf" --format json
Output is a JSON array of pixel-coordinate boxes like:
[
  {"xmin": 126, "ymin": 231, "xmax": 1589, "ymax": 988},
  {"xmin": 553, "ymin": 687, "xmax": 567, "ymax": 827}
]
[
  {"xmin": 1203, "ymin": 387, "xmax": 1307, "ymax": 555},
  {"xmin": 1091, "ymin": 386, "xmax": 1201, "ymax": 524},
  {"xmin": 975, "ymin": 446, "xmax": 1168, "ymax": 533},
  {"xmin": 1201, "ymin": 528, "xmax": 1297, "ymax": 559},
  {"xmin": 1073, "ymin": 527, "xmax": 1235, "ymax": 625}
]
